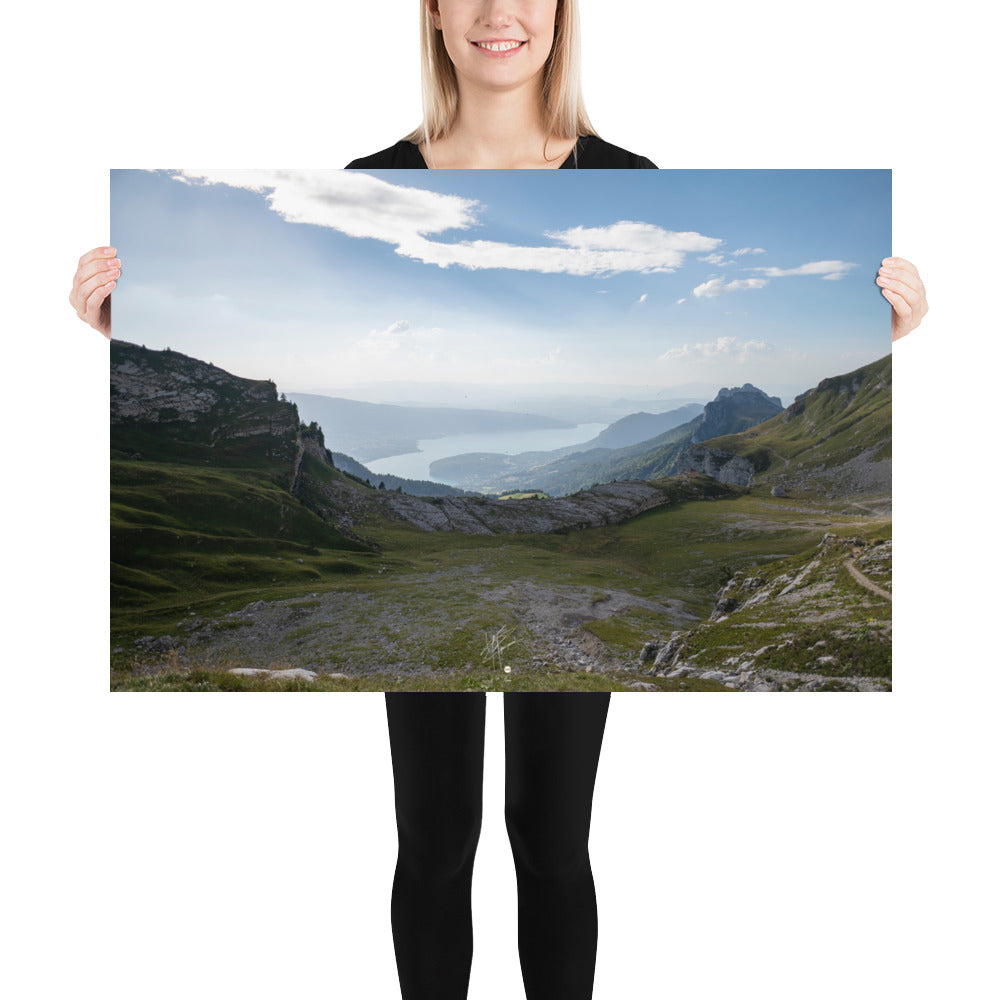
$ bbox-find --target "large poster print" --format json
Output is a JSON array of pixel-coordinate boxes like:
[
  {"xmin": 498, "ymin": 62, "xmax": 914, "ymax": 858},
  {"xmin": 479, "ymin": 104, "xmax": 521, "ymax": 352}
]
[{"xmin": 110, "ymin": 169, "xmax": 891, "ymax": 692}]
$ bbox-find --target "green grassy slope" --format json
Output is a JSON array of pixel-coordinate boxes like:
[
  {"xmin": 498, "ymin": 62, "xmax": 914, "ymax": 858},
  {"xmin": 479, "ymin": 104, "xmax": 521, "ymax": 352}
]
[
  {"xmin": 691, "ymin": 355, "xmax": 891, "ymax": 494},
  {"xmin": 111, "ymin": 342, "xmax": 379, "ymax": 626}
]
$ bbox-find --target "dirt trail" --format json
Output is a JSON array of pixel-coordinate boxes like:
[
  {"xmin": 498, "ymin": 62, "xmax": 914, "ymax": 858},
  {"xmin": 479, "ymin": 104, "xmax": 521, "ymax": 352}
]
[{"xmin": 844, "ymin": 557, "xmax": 892, "ymax": 601}]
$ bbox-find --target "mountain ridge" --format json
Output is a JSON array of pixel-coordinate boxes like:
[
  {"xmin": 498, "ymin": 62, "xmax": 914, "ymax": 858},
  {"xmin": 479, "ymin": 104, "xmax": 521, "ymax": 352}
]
[
  {"xmin": 676, "ymin": 354, "xmax": 891, "ymax": 499},
  {"xmin": 437, "ymin": 383, "xmax": 785, "ymax": 495}
]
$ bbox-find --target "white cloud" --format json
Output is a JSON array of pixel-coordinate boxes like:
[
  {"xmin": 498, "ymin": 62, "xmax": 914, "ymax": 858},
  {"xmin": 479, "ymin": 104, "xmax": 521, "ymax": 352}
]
[
  {"xmin": 173, "ymin": 168, "xmax": 479, "ymax": 245},
  {"xmin": 751, "ymin": 259, "xmax": 855, "ymax": 280},
  {"xmin": 546, "ymin": 221, "xmax": 720, "ymax": 257},
  {"xmin": 658, "ymin": 337, "xmax": 771, "ymax": 364},
  {"xmin": 699, "ymin": 252, "xmax": 727, "ymax": 264},
  {"xmin": 692, "ymin": 277, "xmax": 769, "ymax": 298},
  {"xmin": 732, "ymin": 247, "xmax": 766, "ymax": 257},
  {"xmin": 676, "ymin": 297, "xmax": 686, "ymax": 305},
  {"xmin": 165, "ymin": 170, "xmax": 721, "ymax": 277},
  {"xmin": 401, "ymin": 221, "xmax": 722, "ymax": 276},
  {"xmin": 637, "ymin": 293, "xmax": 647, "ymax": 304}
]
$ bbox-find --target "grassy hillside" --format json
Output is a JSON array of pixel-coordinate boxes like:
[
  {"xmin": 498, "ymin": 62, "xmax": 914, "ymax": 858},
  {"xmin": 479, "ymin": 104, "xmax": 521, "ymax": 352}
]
[
  {"xmin": 111, "ymin": 342, "xmax": 380, "ymax": 628},
  {"xmin": 111, "ymin": 459, "xmax": 376, "ymax": 619},
  {"xmin": 693, "ymin": 354, "xmax": 891, "ymax": 498}
]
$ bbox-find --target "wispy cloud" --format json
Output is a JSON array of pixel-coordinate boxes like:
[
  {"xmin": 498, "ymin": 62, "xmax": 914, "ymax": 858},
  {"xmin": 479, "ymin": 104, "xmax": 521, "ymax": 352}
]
[
  {"xmin": 751, "ymin": 259, "xmax": 855, "ymax": 280},
  {"xmin": 355, "ymin": 319, "xmax": 414, "ymax": 355},
  {"xmin": 700, "ymin": 247, "xmax": 765, "ymax": 266},
  {"xmin": 166, "ymin": 170, "xmax": 721, "ymax": 277},
  {"xmin": 658, "ymin": 337, "xmax": 771, "ymax": 363},
  {"xmin": 637, "ymin": 293, "xmax": 647, "ymax": 304},
  {"xmin": 692, "ymin": 277, "xmax": 769, "ymax": 298}
]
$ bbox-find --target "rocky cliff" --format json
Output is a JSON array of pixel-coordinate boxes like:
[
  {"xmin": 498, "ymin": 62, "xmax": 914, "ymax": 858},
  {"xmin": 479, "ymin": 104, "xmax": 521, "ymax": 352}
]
[
  {"xmin": 691, "ymin": 383, "xmax": 783, "ymax": 444},
  {"xmin": 110, "ymin": 340, "xmax": 300, "ymax": 463}
]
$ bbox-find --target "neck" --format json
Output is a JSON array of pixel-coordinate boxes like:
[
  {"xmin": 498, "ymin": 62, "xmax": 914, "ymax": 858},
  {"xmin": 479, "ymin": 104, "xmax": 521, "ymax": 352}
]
[{"xmin": 434, "ymin": 77, "xmax": 561, "ymax": 167}]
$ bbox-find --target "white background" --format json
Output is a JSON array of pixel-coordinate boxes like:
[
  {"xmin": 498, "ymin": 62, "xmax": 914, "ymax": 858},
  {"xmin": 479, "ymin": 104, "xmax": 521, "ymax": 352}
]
[{"xmin": 4, "ymin": 1, "xmax": 997, "ymax": 998}]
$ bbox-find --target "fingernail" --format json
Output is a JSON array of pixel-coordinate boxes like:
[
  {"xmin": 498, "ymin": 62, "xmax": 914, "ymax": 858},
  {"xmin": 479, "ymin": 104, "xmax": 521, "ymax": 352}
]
[{"xmin": 104, "ymin": 247, "xmax": 116, "ymax": 255}]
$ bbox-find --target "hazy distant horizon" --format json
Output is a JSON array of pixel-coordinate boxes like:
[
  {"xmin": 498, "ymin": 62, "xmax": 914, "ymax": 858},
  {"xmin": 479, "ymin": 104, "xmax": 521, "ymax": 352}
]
[{"xmin": 279, "ymin": 375, "xmax": 814, "ymax": 411}]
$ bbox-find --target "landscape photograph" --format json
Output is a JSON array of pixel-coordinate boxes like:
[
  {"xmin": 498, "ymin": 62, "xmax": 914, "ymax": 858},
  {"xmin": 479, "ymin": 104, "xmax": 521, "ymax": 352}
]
[{"xmin": 110, "ymin": 168, "xmax": 891, "ymax": 692}]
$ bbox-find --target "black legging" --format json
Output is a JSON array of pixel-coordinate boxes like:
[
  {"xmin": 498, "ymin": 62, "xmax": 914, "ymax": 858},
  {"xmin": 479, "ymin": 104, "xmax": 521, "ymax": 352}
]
[{"xmin": 385, "ymin": 692, "xmax": 611, "ymax": 1000}]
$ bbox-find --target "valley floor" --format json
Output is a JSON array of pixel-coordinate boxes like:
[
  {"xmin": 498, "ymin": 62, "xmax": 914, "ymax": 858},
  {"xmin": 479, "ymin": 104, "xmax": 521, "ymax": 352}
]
[{"xmin": 111, "ymin": 493, "xmax": 891, "ymax": 692}]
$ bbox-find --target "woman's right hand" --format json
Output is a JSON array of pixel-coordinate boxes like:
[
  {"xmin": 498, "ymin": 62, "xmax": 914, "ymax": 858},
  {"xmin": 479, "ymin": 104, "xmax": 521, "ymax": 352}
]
[{"xmin": 69, "ymin": 246, "xmax": 120, "ymax": 340}]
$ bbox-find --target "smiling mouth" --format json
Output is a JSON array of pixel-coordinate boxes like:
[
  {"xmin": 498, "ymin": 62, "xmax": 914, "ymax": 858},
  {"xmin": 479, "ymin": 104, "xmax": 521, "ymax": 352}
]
[{"xmin": 471, "ymin": 39, "xmax": 527, "ymax": 53}]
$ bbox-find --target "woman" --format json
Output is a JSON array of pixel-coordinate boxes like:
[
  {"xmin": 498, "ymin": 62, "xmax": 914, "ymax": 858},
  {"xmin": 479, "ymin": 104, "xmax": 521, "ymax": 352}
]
[{"xmin": 71, "ymin": 3, "xmax": 928, "ymax": 998}]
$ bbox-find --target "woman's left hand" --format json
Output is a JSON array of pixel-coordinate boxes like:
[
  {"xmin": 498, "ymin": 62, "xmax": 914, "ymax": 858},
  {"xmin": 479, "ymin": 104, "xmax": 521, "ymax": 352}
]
[{"xmin": 877, "ymin": 257, "xmax": 928, "ymax": 341}]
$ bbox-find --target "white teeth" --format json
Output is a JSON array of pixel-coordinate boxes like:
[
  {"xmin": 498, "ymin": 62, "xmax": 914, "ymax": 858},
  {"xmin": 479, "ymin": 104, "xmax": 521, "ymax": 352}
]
[{"xmin": 476, "ymin": 40, "xmax": 523, "ymax": 52}]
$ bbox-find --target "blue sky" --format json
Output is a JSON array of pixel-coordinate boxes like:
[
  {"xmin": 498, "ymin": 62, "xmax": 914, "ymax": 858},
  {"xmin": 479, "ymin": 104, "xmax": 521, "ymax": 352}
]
[{"xmin": 111, "ymin": 169, "xmax": 889, "ymax": 401}]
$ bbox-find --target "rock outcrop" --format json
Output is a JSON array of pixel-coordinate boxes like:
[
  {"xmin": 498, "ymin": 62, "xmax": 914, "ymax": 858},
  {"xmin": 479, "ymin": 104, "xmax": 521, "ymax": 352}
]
[
  {"xmin": 310, "ymin": 473, "xmax": 735, "ymax": 536},
  {"xmin": 382, "ymin": 481, "xmax": 680, "ymax": 535},
  {"xmin": 632, "ymin": 533, "xmax": 892, "ymax": 691},
  {"xmin": 110, "ymin": 340, "xmax": 300, "ymax": 464},
  {"xmin": 674, "ymin": 446, "xmax": 759, "ymax": 486},
  {"xmin": 691, "ymin": 383, "xmax": 783, "ymax": 444}
]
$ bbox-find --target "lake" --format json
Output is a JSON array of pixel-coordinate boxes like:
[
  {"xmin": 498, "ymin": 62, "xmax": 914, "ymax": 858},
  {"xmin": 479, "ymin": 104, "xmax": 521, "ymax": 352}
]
[{"xmin": 366, "ymin": 422, "xmax": 608, "ymax": 484}]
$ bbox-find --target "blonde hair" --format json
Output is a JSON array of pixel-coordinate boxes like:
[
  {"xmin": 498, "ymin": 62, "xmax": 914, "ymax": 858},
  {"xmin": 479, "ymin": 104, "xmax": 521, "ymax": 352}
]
[{"xmin": 402, "ymin": 0, "xmax": 599, "ymax": 157}]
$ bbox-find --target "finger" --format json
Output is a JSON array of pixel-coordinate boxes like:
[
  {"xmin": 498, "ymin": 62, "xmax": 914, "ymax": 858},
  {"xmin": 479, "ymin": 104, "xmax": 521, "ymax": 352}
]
[
  {"xmin": 880, "ymin": 286, "xmax": 911, "ymax": 319},
  {"xmin": 879, "ymin": 259, "xmax": 923, "ymax": 289},
  {"xmin": 876, "ymin": 274, "xmax": 921, "ymax": 301},
  {"xmin": 70, "ymin": 256, "xmax": 120, "ymax": 317},
  {"xmin": 72, "ymin": 260, "xmax": 121, "ymax": 312},
  {"xmin": 880, "ymin": 258, "xmax": 926, "ymax": 300},
  {"xmin": 77, "ymin": 255, "xmax": 121, "ymax": 285},
  {"xmin": 77, "ymin": 246, "xmax": 117, "ymax": 269},
  {"xmin": 881, "ymin": 256, "xmax": 918, "ymax": 276},
  {"xmin": 83, "ymin": 279, "xmax": 116, "ymax": 327},
  {"xmin": 75, "ymin": 261, "xmax": 122, "ymax": 310},
  {"xmin": 877, "ymin": 275, "xmax": 928, "ymax": 325}
]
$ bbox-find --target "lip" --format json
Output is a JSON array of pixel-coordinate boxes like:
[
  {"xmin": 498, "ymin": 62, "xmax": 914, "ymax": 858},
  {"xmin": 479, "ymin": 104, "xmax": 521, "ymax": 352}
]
[{"xmin": 469, "ymin": 38, "xmax": 528, "ymax": 58}]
